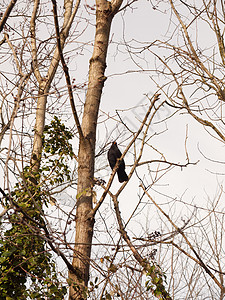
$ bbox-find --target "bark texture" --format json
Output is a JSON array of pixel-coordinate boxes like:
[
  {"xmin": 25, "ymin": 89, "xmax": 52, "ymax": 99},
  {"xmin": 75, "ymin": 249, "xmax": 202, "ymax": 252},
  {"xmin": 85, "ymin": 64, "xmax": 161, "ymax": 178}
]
[
  {"xmin": 30, "ymin": 0, "xmax": 80, "ymax": 173},
  {"xmin": 69, "ymin": 1, "xmax": 123, "ymax": 299}
]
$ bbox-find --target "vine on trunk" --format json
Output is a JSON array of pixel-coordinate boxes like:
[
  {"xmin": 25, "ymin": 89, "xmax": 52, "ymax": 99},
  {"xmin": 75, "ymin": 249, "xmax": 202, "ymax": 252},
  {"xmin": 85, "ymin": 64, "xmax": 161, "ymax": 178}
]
[{"xmin": 0, "ymin": 116, "xmax": 74, "ymax": 299}]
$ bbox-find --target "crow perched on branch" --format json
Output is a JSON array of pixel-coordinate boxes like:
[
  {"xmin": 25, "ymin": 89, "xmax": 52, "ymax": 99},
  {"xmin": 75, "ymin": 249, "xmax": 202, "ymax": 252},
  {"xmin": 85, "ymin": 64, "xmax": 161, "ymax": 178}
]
[{"xmin": 107, "ymin": 141, "xmax": 128, "ymax": 183}]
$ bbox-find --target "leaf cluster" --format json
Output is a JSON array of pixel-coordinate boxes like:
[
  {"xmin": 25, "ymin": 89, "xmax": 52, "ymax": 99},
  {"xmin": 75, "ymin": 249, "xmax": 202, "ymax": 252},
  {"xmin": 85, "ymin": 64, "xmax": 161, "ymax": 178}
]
[
  {"xmin": 0, "ymin": 116, "xmax": 74, "ymax": 298},
  {"xmin": 41, "ymin": 116, "xmax": 75, "ymax": 185},
  {"xmin": 0, "ymin": 187, "xmax": 66, "ymax": 299},
  {"xmin": 145, "ymin": 262, "xmax": 169, "ymax": 300}
]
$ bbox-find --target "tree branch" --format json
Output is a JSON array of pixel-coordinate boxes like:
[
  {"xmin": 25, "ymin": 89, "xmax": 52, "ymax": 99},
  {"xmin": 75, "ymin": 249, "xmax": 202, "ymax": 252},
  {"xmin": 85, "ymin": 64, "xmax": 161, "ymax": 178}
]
[
  {"xmin": 51, "ymin": 0, "xmax": 84, "ymax": 140},
  {"xmin": 112, "ymin": 192, "xmax": 172, "ymax": 299},
  {"xmin": 90, "ymin": 93, "xmax": 161, "ymax": 218},
  {"xmin": 0, "ymin": 0, "xmax": 17, "ymax": 32},
  {"xmin": 30, "ymin": 0, "xmax": 42, "ymax": 82},
  {"xmin": 140, "ymin": 183, "xmax": 225, "ymax": 292},
  {"xmin": 0, "ymin": 187, "xmax": 81, "ymax": 277},
  {"xmin": 111, "ymin": 0, "xmax": 123, "ymax": 15}
]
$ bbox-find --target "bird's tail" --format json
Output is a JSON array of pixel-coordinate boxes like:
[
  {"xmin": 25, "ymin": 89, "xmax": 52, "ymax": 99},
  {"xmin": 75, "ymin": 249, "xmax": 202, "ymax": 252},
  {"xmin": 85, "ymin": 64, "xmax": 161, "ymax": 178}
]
[{"xmin": 117, "ymin": 170, "xmax": 128, "ymax": 183}]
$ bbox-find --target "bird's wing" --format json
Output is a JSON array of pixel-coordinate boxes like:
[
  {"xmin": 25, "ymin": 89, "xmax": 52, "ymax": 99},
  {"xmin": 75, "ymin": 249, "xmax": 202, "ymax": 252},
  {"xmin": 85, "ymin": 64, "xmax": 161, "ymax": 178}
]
[{"xmin": 107, "ymin": 151, "xmax": 117, "ymax": 169}]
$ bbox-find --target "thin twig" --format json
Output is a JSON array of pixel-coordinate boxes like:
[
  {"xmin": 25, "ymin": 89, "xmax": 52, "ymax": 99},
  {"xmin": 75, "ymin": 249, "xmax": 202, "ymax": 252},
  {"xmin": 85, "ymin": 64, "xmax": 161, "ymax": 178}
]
[
  {"xmin": 140, "ymin": 183, "xmax": 225, "ymax": 291},
  {"xmin": 90, "ymin": 93, "xmax": 161, "ymax": 218},
  {"xmin": 0, "ymin": 187, "xmax": 81, "ymax": 277},
  {"xmin": 51, "ymin": 0, "xmax": 84, "ymax": 140}
]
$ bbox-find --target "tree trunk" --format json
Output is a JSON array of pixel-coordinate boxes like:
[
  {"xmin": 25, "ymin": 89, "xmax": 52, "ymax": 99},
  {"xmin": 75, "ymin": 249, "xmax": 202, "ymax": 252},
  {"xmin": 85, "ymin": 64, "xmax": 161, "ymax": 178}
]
[
  {"xmin": 30, "ymin": 0, "xmax": 79, "ymax": 173},
  {"xmin": 30, "ymin": 84, "xmax": 47, "ymax": 173},
  {"xmin": 69, "ymin": 1, "xmax": 123, "ymax": 299}
]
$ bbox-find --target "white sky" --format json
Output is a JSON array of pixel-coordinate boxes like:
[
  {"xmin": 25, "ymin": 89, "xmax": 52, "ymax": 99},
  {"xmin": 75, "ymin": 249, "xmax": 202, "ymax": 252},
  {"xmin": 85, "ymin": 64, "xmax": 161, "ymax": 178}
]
[
  {"xmin": 1, "ymin": 2, "xmax": 225, "ymax": 297},
  {"xmin": 40, "ymin": 1, "xmax": 225, "ymax": 229}
]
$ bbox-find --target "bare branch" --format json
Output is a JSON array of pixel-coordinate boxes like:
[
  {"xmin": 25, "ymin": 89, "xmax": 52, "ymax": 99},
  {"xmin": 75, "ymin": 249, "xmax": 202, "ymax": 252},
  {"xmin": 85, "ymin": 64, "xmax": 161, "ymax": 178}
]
[
  {"xmin": 0, "ymin": 0, "xmax": 17, "ymax": 32},
  {"xmin": 140, "ymin": 183, "xmax": 225, "ymax": 292},
  {"xmin": 30, "ymin": 0, "xmax": 42, "ymax": 82},
  {"xmin": 90, "ymin": 93, "xmax": 161, "ymax": 217},
  {"xmin": 0, "ymin": 187, "xmax": 81, "ymax": 278},
  {"xmin": 111, "ymin": 0, "xmax": 123, "ymax": 14},
  {"xmin": 111, "ymin": 192, "xmax": 172, "ymax": 300},
  {"xmin": 51, "ymin": 0, "xmax": 84, "ymax": 140}
]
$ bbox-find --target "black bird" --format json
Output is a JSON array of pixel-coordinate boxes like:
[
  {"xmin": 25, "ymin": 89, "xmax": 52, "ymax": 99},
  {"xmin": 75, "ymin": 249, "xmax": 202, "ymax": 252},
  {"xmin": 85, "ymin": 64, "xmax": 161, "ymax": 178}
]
[{"xmin": 107, "ymin": 141, "xmax": 128, "ymax": 183}]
